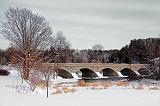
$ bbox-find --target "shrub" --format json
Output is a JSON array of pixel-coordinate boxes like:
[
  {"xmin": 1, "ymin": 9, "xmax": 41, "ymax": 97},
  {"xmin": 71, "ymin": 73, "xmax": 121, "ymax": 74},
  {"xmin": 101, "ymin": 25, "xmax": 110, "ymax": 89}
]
[{"xmin": 0, "ymin": 69, "xmax": 10, "ymax": 76}]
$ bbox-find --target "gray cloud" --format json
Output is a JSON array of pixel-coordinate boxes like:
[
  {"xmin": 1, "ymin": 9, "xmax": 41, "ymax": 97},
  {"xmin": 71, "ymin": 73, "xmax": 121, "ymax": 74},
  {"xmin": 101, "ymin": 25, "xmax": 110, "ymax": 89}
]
[{"xmin": 0, "ymin": 0, "xmax": 160, "ymax": 50}]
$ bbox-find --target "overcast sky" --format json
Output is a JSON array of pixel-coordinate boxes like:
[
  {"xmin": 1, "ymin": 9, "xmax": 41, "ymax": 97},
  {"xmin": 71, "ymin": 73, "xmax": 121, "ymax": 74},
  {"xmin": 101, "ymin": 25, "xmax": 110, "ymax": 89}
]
[{"xmin": 0, "ymin": 0, "xmax": 160, "ymax": 50}]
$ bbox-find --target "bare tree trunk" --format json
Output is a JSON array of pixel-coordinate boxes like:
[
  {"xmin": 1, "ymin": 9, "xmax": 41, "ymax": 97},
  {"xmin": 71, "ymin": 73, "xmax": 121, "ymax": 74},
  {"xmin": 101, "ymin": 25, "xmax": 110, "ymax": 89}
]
[
  {"xmin": 47, "ymin": 80, "xmax": 49, "ymax": 98},
  {"xmin": 23, "ymin": 50, "xmax": 30, "ymax": 80},
  {"xmin": 19, "ymin": 66, "xmax": 24, "ymax": 83},
  {"xmin": 158, "ymin": 47, "xmax": 160, "ymax": 80},
  {"xmin": 23, "ymin": 61, "xmax": 29, "ymax": 80},
  {"xmin": 23, "ymin": 64, "xmax": 29, "ymax": 80}
]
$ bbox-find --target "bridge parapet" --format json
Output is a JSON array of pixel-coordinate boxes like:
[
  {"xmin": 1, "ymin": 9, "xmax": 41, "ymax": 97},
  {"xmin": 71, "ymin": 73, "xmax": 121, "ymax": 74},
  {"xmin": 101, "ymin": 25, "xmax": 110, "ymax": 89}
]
[
  {"xmin": 41, "ymin": 63, "xmax": 149, "ymax": 78},
  {"xmin": 43, "ymin": 63, "xmax": 148, "ymax": 73}
]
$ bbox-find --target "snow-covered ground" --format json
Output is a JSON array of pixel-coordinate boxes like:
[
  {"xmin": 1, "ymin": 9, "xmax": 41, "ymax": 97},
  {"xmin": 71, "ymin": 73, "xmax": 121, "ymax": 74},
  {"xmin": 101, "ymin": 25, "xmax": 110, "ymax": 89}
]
[{"xmin": 0, "ymin": 66, "xmax": 160, "ymax": 106}]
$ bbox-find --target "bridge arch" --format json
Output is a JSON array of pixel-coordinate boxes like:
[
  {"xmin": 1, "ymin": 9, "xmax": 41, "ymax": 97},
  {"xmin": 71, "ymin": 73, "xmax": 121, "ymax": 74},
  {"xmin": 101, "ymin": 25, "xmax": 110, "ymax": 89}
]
[
  {"xmin": 138, "ymin": 68, "xmax": 150, "ymax": 76},
  {"xmin": 101, "ymin": 68, "xmax": 118, "ymax": 77},
  {"xmin": 80, "ymin": 68, "xmax": 98, "ymax": 78},
  {"xmin": 120, "ymin": 68, "xmax": 137, "ymax": 77},
  {"xmin": 57, "ymin": 68, "xmax": 73, "ymax": 79}
]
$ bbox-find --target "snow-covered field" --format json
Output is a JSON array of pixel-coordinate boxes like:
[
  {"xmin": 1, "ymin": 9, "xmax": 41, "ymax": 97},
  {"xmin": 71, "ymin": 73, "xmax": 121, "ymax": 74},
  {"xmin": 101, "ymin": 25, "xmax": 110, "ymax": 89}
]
[{"xmin": 0, "ymin": 66, "xmax": 160, "ymax": 106}]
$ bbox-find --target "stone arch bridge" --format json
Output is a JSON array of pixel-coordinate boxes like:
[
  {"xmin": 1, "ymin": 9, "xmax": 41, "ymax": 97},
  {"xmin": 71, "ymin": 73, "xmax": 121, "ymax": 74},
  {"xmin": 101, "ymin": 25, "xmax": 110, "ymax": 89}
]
[{"xmin": 43, "ymin": 63, "xmax": 149, "ymax": 79}]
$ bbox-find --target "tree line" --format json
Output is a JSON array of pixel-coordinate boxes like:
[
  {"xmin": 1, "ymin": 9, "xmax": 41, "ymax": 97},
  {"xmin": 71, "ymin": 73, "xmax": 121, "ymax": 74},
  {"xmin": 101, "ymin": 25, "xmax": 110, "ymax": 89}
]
[{"xmin": 0, "ymin": 38, "xmax": 159, "ymax": 64}]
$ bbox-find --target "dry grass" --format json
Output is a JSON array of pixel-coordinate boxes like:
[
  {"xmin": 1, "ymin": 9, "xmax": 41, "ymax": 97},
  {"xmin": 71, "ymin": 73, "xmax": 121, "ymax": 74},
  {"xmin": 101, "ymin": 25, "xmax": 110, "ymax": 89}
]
[
  {"xmin": 73, "ymin": 83, "xmax": 78, "ymax": 87},
  {"xmin": 103, "ymin": 85, "xmax": 109, "ymax": 89},
  {"xmin": 78, "ymin": 80, "xmax": 87, "ymax": 87},
  {"xmin": 78, "ymin": 80, "xmax": 97, "ymax": 87},
  {"xmin": 93, "ymin": 85, "xmax": 105, "ymax": 90},
  {"xmin": 77, "ymin": 80, "xmax": 129, "ymax": 90},
  {"xmin": 52, "ymin": 80, "xmax": 160, "ymax": 94},
  {"xmin": 78, "ymin": 80, "xmax": 115, "ymax": 89},
  {"xmin": 149, "ymin": 86, "xmax": 159, "ymax": 90},
  {"xmin": 69, "ymin": 88, "xmax": 76, "ymax": 93},
  {"xmin": 53, "ymin": 88, "xmax": 62, "ymax": 94},
  {"xmin": 39, "ymin": 83, "xmax": 46, "ymax": 89},
  {"xmin": 102, "ymin": 81, "xmax": 113, "ymax": 87},
  {"xmin": 88, "ymin": 82, "xmax": 98, "ymax": 87},
  {"xmin": 62, "ymin": 87, "xmax": 77, "ymax": 93},
  {"xmin": 115, "ymin": 81, "xmax": 129, "ymax": 87},
  {"xmin": 63, "ymin": 87, "xmax": 69, "ymax": 93},
  {"xmin": 135, "ymin": 84, "xmax": 144, "ymax": 90},
  {"xmin": 89, "ymin": 81, "xmax": 116, "ymax": 90}
]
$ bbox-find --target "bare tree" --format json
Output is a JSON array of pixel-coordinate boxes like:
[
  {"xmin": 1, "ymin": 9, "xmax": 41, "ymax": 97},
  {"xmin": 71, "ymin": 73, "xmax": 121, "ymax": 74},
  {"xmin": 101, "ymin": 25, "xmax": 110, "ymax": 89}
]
[
  {"xmin": 51, "ymin": 31, "xmax": 71, "ymax": 63},
  {"xmin": 0, "ymin": 7, "xmax": 52, "ymax": 80},
  {"xmin": 158, "ymin": 46, "xmax": 160, "ymax": 80},
  {"xmin": 91, "ymin": 44, "xmax": 104, "ymax": 63},
  {"xmin": 79, "ymin": 50, "xmax": 89, "ymax": 63},
  {"xmin": 92, "ymin": 44, "xmax": 103, "ymax": 50},
  {"xmin": 52, "ymin": 31, "xmax": 71, "ymax": 50},
  {"xmin": 144, "ymin": 38, "xmax": 159, "ymax": 79},
  {"xmin": 33, "ymin": 64, "xmax": 53, "ymax": 98},
  {"xmin": 157, "ymin": 36, "xmax": 160, "ymax": 80}
]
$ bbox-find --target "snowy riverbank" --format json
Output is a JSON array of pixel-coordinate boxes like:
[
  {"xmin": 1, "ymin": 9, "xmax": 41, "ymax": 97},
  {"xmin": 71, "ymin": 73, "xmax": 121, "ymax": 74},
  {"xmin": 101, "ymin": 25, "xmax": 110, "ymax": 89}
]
[{"xmin": 0, "ymin": 66, "xmax": 160, "ymax": 106}]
